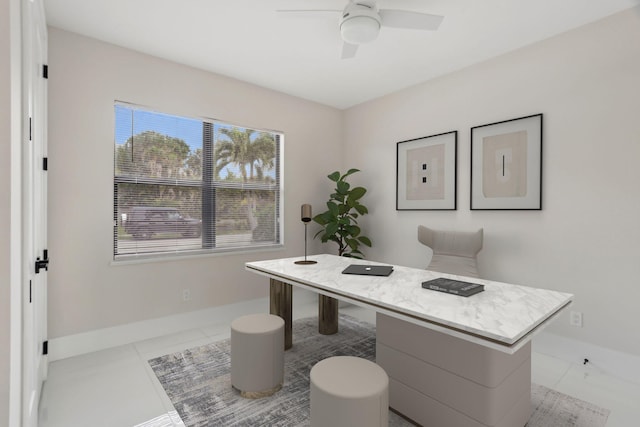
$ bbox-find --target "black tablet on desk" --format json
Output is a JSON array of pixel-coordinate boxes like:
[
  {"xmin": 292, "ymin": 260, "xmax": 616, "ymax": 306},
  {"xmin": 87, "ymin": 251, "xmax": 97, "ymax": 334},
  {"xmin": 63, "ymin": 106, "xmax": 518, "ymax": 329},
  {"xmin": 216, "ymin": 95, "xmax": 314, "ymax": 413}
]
[{"xmin": 342, "ymin": 264, "xmax": 394, "ymax": 277}]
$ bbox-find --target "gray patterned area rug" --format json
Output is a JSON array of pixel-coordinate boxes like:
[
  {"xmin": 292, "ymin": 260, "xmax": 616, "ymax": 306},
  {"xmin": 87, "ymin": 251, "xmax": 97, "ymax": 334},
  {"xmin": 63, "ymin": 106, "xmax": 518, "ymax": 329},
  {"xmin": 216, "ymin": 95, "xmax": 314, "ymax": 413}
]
[
  {"xmin": 528, "ymin": 383, "xmax": 610, "ymax": 427},
  {"xmin": 148, "ymin": 315, "xmax": 609, "ymax": 427}
]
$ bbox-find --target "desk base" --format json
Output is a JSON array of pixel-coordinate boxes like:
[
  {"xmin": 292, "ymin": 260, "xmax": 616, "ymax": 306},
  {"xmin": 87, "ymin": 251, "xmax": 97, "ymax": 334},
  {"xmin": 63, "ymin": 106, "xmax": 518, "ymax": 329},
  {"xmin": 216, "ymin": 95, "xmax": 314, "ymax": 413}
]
[
  {"xmin": 269, "ymin": 279, "xmax": 292, "ymax": 350},
  {"xmin": 269, "ymin": 280, "xmax": 340, "ymax": 348},
  {"xmin": 319, "ymin": 295, "xmax": 338, "ymax": 335},
  {"xmin": 376, "ymin": 313, "xmax": 531, "ymax": 427}
]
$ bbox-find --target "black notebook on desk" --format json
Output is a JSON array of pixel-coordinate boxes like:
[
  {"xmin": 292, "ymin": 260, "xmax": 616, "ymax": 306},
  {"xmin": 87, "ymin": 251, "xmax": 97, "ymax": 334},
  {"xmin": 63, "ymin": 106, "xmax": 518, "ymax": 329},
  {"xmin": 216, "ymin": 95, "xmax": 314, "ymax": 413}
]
[
  {"xmin": 342, "ymin": 264, "xmax": 394, "ymax": 277},
  {"xmin": 422, "ymin": 278, "xmax": 484, "ymax": 297}
]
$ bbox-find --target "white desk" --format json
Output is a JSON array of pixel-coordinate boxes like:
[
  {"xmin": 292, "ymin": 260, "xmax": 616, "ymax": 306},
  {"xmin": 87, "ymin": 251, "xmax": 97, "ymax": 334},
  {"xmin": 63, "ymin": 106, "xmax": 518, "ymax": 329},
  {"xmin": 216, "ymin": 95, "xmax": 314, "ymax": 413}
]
[{"xmin": 245, "ymin": 254, "xmax": 573, "ymax": 426}]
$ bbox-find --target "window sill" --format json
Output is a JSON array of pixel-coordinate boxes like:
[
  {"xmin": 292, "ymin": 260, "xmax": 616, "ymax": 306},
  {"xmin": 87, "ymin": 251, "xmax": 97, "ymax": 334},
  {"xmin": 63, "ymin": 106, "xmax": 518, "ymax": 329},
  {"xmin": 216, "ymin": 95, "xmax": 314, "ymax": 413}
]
[{"xmin": 110, "ymin": 244, "xmax": 285, "ymax": 266}]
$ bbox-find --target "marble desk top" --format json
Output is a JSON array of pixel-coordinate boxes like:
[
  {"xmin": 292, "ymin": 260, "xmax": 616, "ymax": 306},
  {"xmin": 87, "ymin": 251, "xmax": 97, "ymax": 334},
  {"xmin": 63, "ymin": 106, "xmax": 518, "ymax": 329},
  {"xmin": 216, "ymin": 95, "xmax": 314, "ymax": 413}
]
[{"xmin": 246, "ymin": 254, "xmax": 573, "ymax": 353}]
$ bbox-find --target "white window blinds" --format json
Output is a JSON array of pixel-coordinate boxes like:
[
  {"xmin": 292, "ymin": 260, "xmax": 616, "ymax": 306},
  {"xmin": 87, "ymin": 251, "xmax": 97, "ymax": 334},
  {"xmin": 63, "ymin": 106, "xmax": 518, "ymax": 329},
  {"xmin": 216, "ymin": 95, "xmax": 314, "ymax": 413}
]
[{"xmin": 114, "ymin": 103, "xmax": 282, "ymax": 260}]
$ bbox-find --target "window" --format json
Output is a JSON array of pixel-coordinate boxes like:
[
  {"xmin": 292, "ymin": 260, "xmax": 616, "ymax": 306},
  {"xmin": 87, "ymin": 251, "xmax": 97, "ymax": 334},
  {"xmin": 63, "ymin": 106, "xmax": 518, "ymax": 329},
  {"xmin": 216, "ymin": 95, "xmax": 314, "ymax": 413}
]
[{"xmin": 114, "ymin": 103, "xmax": 282, "ymax": 260}]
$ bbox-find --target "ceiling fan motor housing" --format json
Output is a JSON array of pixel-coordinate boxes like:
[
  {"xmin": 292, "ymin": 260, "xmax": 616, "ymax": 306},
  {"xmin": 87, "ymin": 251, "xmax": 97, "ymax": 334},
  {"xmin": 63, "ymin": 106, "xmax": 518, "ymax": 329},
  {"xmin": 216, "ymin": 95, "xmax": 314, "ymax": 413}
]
[{"xmin": 340, "ymin": 3, "xmax": 382, "ymax": 44}]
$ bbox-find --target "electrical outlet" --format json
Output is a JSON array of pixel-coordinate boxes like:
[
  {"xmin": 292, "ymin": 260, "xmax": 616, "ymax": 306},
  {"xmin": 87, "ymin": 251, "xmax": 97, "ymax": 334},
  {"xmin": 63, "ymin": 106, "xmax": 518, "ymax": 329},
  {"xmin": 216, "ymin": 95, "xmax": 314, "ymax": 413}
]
[
  {"xmin": 182, "ymin": 289, "xmax": 191, "ymax": 302},
  {"xmin": 570, "ymin": 311, "xmax": 583, "ymax": 327}
]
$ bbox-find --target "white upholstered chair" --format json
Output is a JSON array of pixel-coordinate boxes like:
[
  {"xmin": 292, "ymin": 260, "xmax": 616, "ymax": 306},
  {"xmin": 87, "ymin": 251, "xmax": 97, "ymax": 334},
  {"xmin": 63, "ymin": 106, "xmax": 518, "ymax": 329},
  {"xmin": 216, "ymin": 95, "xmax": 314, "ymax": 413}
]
[{"xmin": 417, "ymin": 225, "xmax": 483, "ymax": 278}]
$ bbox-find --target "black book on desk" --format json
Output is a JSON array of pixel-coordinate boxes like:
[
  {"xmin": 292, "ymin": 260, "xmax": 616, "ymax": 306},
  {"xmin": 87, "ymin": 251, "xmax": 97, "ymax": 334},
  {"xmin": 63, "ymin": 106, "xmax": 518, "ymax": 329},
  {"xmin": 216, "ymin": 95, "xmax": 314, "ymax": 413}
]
[{"xmin": 422, "ymin": 278, "xmax": 485, "ymax": 297}]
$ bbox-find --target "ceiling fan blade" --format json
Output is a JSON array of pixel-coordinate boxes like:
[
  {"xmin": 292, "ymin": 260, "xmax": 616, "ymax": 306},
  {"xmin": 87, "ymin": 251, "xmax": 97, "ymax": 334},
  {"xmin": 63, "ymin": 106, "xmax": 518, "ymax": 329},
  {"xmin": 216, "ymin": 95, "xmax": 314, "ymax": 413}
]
[
  {"xmin": 341, "ymin": 42, "xmax": 359, "ymax": 59},
  {"xmin": 378, "ymin": 9, "xmax": 443, "ymax": 31}
]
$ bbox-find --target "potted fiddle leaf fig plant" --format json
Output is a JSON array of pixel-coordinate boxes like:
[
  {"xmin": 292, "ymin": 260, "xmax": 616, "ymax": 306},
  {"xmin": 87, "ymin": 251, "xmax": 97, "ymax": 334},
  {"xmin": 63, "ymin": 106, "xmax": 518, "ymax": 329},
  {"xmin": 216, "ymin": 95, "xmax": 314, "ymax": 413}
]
[{"xmin": 313, "ymin": 168, "xmax": 372, "ymax": 258}]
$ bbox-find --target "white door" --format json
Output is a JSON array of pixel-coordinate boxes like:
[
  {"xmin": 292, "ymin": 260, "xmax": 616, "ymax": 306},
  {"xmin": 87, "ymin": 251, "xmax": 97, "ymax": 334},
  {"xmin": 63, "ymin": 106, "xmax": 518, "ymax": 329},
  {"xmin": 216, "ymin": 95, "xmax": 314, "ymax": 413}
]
[{"xmin": 22, "ymin": 0, "xmax": 48, "ymax": 425}]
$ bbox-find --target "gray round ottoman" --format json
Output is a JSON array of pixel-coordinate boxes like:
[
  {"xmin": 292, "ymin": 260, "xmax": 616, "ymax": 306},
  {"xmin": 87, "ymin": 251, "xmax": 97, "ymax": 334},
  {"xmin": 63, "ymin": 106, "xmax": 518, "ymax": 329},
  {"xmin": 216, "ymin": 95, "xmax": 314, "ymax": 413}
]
[
  {"xmin": 310, "ymin": 356, "xmax": 389, "ymax": 426},
  {"xmin": 230, "ymin": 313, "xmax": 284, "ymax": 398}
]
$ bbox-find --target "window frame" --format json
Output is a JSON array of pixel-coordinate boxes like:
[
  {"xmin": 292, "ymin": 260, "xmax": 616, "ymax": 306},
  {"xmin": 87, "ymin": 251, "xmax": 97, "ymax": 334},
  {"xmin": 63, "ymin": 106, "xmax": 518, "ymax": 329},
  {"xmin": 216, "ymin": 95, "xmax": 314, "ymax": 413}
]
[{"xmin": 113, "ymin": 102, "xmax": 284, "ymax": 262}]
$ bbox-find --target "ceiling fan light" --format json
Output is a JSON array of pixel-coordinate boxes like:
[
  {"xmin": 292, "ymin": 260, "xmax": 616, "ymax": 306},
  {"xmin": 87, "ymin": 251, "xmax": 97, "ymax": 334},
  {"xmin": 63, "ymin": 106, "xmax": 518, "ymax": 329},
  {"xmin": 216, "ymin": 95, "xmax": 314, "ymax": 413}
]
[{"xmin": 341, "ymin": 16, "xmax": 380, "ymax": 44}]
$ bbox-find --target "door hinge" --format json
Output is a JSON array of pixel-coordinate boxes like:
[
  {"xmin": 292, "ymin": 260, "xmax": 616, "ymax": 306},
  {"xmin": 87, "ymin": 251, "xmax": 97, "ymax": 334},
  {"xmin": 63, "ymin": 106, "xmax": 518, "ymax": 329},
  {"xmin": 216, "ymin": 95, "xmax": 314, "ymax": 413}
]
[
  {"xmin": 29, "ymin": 280, "xmax": 32, "ymax": 303},
  {"xmin": 35, "ymin": 249, "xmax": 49, "ymax": 274},
  {"xmin": 43, "ymin": 64, "xmax": 48, "ymax": 79},
  {"xmin": 43, "ymin": 341, "xmax": 48, "ymax": 356},
  {"xmin": 29, "ymin": 117, "xmax": 32, "ymax": 141},
  {"xmin": 43, "ymin": 157, "xmax": 48, "ymax": 171}
]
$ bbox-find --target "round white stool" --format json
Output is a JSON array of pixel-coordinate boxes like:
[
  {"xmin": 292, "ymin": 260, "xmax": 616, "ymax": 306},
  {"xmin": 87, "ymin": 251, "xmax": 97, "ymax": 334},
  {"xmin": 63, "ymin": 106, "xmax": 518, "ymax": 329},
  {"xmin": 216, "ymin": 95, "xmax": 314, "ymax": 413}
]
[
  {"xmin": 230, "ymin": 313, "xmax": 284, "ymax": 399},
  {"xmin": 310, "ymin": 356, "xmax": 389, "ymax": 427}
]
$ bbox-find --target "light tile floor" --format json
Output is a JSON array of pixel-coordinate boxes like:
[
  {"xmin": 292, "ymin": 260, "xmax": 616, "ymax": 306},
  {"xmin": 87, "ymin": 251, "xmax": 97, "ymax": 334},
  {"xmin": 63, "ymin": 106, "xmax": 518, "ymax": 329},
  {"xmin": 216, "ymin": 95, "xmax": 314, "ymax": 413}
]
[{"xmin": 39, "ymin": 302, "xmax": 640, "ymax": 427}]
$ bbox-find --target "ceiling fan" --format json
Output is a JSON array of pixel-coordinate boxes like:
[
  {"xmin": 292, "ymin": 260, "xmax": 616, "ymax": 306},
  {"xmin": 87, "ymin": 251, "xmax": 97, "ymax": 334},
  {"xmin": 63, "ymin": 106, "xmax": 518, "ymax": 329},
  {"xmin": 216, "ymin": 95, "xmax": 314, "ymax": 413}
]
[{"xmin": 278, "ymin": 0, "xmax": 444, "ymax": 59}]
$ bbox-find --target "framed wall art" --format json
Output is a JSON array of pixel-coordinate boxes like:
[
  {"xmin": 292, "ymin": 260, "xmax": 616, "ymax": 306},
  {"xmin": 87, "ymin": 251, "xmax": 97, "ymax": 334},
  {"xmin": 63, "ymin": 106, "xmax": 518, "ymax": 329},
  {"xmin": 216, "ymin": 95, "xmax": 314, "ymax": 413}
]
[
  {"xmin": 396, "ymin": 131, "xmax": 457, "ymax": 210},
  {"xmin": 470, "ymin": 114, "xmax": 542, "ymax": 210}
]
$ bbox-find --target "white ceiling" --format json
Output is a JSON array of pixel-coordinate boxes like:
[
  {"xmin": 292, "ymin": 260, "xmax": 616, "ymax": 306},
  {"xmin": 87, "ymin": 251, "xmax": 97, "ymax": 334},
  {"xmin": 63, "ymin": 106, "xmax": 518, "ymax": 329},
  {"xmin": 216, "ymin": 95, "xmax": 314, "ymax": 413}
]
[{"xmin": 44, "ymin": 0, "xmax": 639, "ymax": 109}]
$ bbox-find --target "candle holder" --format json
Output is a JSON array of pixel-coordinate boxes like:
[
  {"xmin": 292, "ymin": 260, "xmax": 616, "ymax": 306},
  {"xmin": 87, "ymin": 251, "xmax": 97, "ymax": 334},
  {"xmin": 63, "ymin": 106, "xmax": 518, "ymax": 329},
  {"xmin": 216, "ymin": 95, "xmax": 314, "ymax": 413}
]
[{"xmin": 295, "ymin": 204, "xmax": 317, "ymax": 265}]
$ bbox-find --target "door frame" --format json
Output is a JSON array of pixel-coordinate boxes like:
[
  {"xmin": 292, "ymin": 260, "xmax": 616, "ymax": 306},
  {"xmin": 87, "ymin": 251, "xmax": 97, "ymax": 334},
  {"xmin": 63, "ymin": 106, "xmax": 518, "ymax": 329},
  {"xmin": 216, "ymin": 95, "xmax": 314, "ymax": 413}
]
[
  {"xmin": 14, "ymin": 0, "xmax": 48, "ymax": 425},
  {"xmin": 8, "ymin": 0, "xmax": 25, "ymax": 424}
]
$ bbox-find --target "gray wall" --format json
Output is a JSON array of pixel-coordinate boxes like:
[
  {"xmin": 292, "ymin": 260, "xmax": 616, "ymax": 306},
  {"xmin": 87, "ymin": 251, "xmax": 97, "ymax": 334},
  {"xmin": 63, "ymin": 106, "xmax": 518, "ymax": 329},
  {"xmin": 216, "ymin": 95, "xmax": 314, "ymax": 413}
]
[
  {"xmin": 343, "ymin": 8, "xmax": 640, "ymax": 356},
  {"xmin": 47, "ymin": 27, "xmax": 341, "ymax": 338}
]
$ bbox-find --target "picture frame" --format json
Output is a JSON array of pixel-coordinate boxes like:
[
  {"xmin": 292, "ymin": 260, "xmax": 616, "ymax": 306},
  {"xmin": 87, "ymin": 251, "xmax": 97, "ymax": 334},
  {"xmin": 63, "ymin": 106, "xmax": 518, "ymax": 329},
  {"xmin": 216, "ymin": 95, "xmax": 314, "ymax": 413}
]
[
  {"xmin": 396, "ymin": 131, "xmax": 457, "ymax": 210},
  {"xmin": 470, "ymin": 114, "xmax": 542, "ymax": 210}
]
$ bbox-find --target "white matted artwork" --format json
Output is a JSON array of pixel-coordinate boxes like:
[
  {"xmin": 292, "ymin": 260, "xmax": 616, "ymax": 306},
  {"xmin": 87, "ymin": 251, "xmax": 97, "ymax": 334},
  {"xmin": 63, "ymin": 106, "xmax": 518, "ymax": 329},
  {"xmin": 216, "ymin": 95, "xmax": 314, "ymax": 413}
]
[
  {"xmin": 397, "ymin": 131, "xmax": 457, "ymax": 210},
  {"xmin": 471, "ymin": 114, "xmax": 542, "ymax": 210}
]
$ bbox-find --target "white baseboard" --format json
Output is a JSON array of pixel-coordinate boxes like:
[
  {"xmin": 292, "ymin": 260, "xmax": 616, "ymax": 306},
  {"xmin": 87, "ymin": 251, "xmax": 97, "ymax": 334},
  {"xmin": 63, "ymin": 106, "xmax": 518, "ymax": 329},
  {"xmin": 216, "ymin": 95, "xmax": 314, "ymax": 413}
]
[
  {"xmin": 51, "ymin": 290, "xmax": 639, "ymax": 386},
  {"xmin": 49, "ymin": 288, "xmax": 319, "ymax": 362},
  {"xmin": 49, "ymin": 298, "xmax": 269, "ymax": 361},
  {"xmin": 533, "ymin": 331, "xmax": 640, "ymax": 385}
]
